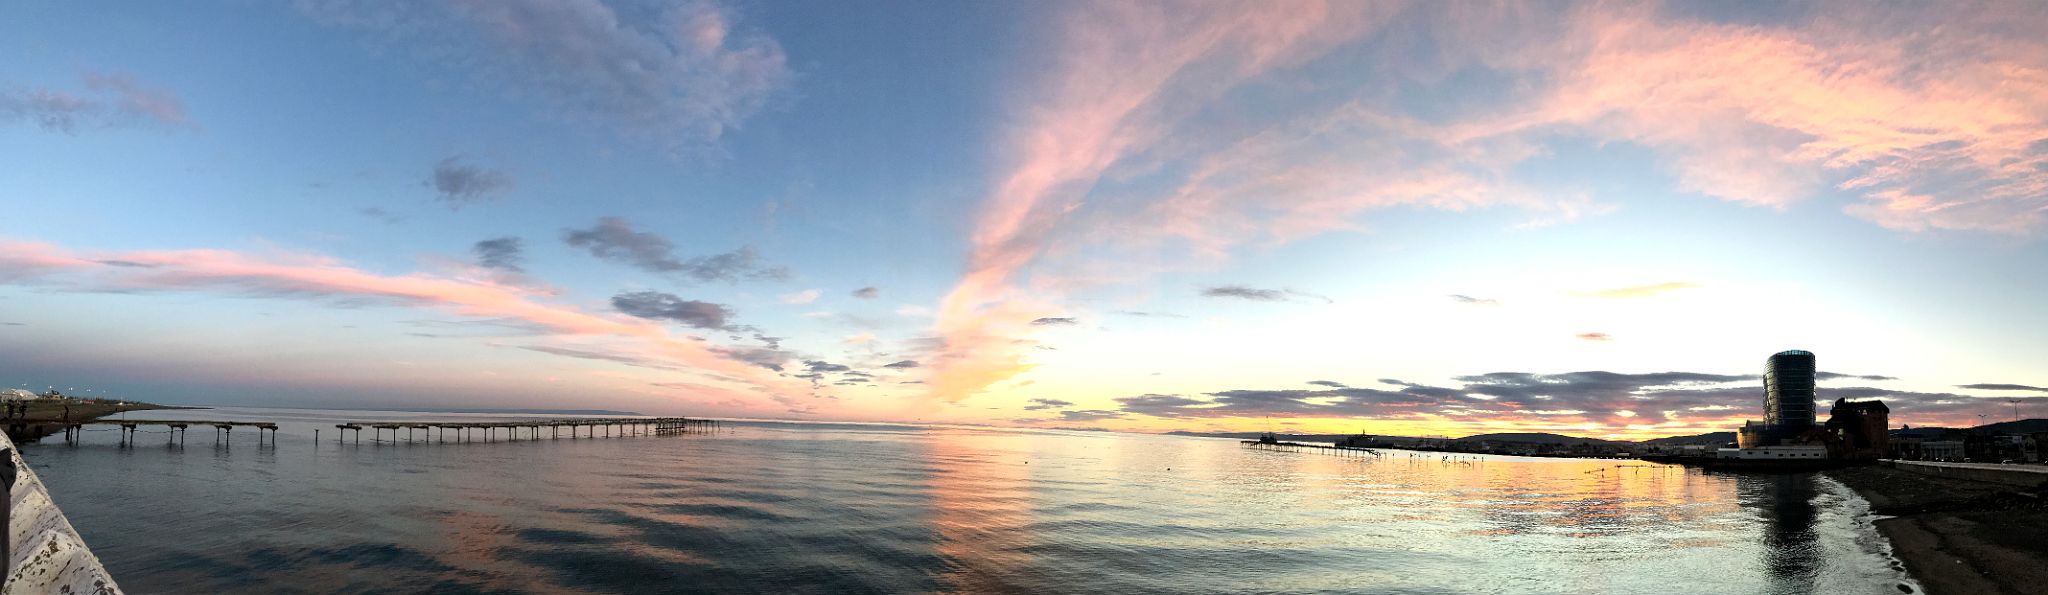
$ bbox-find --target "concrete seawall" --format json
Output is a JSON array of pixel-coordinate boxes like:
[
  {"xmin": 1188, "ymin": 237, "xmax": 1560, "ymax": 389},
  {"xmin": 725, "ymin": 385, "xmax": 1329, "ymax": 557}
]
[
  {"xmin": 3, "ymin": 433, "xmax": 120, "ymax": 594},
  {"xmin": 1885, "ymin": 460, "xmax": 2048, "ymax": 488}
]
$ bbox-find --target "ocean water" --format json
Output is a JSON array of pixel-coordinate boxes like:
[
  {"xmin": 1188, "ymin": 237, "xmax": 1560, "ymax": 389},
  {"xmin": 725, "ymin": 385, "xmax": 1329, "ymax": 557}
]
[{"xmin": 22, "ymin": 407, "xmax": 1916, "ymax": 594}]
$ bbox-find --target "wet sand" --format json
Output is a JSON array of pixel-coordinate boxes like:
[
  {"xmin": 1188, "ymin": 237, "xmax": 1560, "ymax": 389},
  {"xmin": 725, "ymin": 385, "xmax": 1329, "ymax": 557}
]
[{"xmin": 1827, "ymin": 465, "xmax": 2048, "ymax": 595}]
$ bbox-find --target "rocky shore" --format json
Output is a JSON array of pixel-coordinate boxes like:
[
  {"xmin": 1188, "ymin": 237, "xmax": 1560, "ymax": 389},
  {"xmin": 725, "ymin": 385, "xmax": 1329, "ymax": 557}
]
[{"xmin": 1826, "ymin": 465, "xmax": 2048, "ymax": 595}]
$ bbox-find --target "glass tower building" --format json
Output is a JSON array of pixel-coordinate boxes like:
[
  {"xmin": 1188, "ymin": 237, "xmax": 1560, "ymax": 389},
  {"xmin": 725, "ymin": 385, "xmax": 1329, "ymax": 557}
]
[{"xmin": 1763, "ymin": 350, "xmax": 1817, "ymax": 431}]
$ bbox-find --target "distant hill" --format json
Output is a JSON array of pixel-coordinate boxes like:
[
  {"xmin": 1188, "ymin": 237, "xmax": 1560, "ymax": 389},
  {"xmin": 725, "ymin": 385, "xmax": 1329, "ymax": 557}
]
[
  {"xmin": 1643, "ymin": 432, "xmax": 1736, "ymax": 446},
  {"xmin": 1456, "ymin": 432, "xmax": 1623, "ymax": 445},
  {"xmin": 1971, "ymin": 418, "xmax": 2048, "ymax": 435}
]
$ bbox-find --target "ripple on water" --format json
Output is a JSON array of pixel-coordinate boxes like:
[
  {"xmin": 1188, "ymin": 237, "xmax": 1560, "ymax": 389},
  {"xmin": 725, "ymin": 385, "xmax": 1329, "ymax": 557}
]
[{"xmin": 20, "ymin": 410, "xmax": 1922, "ymax": 594}]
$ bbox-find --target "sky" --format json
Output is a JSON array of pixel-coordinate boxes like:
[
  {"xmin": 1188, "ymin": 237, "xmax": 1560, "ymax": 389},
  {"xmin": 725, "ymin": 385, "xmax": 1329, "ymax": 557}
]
[{"xmin": 4, "ymin": 1, "xmax": 2048, "ymax": 439}]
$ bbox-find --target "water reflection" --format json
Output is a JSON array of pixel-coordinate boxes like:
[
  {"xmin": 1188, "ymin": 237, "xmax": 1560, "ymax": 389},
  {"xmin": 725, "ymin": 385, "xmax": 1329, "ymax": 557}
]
[
  {"xmin": 925, "ymin": 430, "xmax": 1036, "ymax": 592},
  {"xmin": 25, "ymin": 410, "xmax": 1912, "ymax": 594},
  {"xmin": 1745, "ymin": 473, "xmax": 1820, "ymax": 594}
]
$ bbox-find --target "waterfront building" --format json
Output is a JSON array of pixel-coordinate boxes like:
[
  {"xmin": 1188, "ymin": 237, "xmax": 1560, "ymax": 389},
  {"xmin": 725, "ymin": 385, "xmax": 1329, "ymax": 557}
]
[
  {"xmin": 1724, "ymin": 350, "xmax": 1864, "ymax": 459},
  {"xmin": 1733, "ymin": 350, "xmax": 1823, "ymax": 449},
  {"xmin": 1762, "ymin": 349, "xmax": 1816, "ymax": 436},
  {"xmin": 1823, "ymin": 399, "xmax": 1890, "ymax": 460},
  {"xmin": 1919, "ymin": 440, "xmax": 1965, "ymax": 461},
  {"xmin": 1715, "ymin": 445, "xmax": 1828, "ymax": 460}
]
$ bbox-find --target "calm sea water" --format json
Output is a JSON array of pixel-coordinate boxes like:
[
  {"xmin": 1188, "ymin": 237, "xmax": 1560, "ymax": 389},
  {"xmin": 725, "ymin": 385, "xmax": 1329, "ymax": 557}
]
[{"xmin": 23, "ymin": 407, "xmax": 1916, "ymax": 594}]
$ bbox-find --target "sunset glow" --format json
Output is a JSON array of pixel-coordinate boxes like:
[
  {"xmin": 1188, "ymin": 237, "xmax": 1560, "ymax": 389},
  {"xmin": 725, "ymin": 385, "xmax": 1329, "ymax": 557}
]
[{"xmin": 5, "ymin": 1, "xmax": 2047, "ymax": 440}]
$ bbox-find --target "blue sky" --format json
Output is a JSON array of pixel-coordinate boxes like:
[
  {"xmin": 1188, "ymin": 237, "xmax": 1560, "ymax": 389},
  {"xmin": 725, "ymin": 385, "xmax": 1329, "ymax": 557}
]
[{"xmin": 4, "ymin": 1, "xmax": 2047, "ymax": 437}]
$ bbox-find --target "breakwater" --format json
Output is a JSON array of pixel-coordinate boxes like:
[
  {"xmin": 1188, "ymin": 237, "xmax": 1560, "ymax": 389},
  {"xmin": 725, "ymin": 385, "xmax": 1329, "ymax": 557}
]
[{"xmin": 2, "ymin": 430, "xmax": 120, "ymax": 594}]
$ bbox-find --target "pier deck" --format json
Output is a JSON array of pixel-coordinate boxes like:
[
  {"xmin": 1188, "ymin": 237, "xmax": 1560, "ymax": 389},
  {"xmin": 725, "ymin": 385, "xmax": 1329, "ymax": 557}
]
[
  {"xmin": 1241, "ymin": 440, "xmax": 1379, "ymax": 456},
  {"xmin": 36, "ymin": 419, "xmax": 281, "ymax": 446},
  {"xmin": 330, "ymin": 417, "xmax": 717, "ymax": 445}
]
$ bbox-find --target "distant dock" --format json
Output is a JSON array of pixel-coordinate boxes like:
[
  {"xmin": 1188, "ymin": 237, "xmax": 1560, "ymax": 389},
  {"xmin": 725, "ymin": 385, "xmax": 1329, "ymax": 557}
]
[
  {"xmin": 1242, "ymin": 439, "xmax": 1380, "ymax": 457},
  {"xmin": 30, "ymin": 416, "xmax": 719, "ymax": 448},
  {"xmin": 329, "ymin": 417, "xmax": 716, "ymax": 445}
]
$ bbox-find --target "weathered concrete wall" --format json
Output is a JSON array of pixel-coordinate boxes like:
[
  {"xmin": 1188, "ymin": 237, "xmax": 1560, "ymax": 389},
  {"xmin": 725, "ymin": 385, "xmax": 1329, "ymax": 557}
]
[
  {"xmin": 3, "ymin": 433, "xmax": 120, "ymax": 594},
  {"xmin": 1886, "ymin": 460, "xmax": 2048, "ymax": 489}
]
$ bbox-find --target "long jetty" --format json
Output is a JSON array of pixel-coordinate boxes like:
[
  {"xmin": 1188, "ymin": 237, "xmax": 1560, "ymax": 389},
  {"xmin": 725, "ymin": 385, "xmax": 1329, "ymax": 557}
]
[
  {"xmin": 48, "ymin": 416, "xmax": 718, "ymax": 447},
  {"xmin": 55, "ymin": 419, "xmax": 279, "ymax": 446},
  {"xmin": 327, "ymin": 417, "xmax": 716, "ymax": 445},
  {"xmin": 1242, "ymin": 439, "xmax": 1381, "ymax": 457}
]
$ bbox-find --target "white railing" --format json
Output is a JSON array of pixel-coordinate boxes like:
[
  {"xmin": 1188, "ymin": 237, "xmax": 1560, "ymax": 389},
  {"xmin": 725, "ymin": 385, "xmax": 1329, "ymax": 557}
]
[{"xmin": 3, "ymin": 432, "xmax": 120, "ymax": 594}]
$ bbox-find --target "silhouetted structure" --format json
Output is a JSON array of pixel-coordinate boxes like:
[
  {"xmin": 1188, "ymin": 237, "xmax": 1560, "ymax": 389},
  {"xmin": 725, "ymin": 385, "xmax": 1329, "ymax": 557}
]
[
  {"xmin": 1823, "ymin": 398, "xmax": 1889, "ymax": 460},
  {"xmin": 1739, "ymin": 350, "xmax": 1818, "ymax": 448}
]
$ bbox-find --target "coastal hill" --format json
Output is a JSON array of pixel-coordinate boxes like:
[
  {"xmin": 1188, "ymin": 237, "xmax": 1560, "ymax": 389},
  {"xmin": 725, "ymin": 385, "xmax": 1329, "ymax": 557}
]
[{"xmin": 1968, "ymin": 418, "xmax": 2048, "ymax": 434}]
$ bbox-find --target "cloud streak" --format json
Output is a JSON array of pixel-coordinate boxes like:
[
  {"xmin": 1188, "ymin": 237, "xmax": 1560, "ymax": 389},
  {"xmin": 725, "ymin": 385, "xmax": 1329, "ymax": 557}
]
[
  {"xmin": 1585, "ymin": 282, "xmax": 1698, "ymax": 299},
  {"xmin": 1959, "ymin": 383, "xmax": 2048, "ymax": 392},
  {"xmin": 1110, "ymin": 370, "xmax": 2035, "ymax": 435},
  {"xmin": 1201, "ymin": 285, "xmax": 1330, "ymax": 304},
  {"xmin": 3, "ymin": 72, "xmax": 191, "ymax": 133},
  {"xmin": 472, "ymin": 237, "xmax": 525, "ymax": 273},
  {"xmin": 0, "ymin": 237, "xmax": 808, "ymax": 409},
  {"xmin": 430, "ymin": 157, "xmax": 512, "ymax": 207},
  {"xmin": 562, "ymin": 217, "xmax": 787, "ymax": 282},
  {"xmin": 610, "ymin": 291, "xmax": 734, "ymax": 330},
  {"xmin": 301, "ymin": 0, "xmax": 790, "ymax": 152}
]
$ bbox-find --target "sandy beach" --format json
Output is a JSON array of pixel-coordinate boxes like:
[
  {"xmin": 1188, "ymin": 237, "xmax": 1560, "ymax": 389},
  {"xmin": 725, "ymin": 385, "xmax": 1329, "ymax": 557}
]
[{"xmin": 1827, "ymin": 465, "xmax": 2048, "ymax": 595}]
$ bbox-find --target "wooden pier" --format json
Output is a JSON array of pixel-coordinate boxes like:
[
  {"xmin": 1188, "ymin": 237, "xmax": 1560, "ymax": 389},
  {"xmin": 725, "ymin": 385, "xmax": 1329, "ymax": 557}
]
[
  {"xmin": 1241, "ymin": 439, "xmax": 1381, "ymax": 457},
  {"xmin": 37, "ymin": 417, "xmax": 718, "ymax": 448},
  {"xmin": 329, "ymin": 417, "xmax": 717, "ymax": 445},
  {"xmin": 56, "ymin": 420, "xmax": 280, "ymax": 446}
]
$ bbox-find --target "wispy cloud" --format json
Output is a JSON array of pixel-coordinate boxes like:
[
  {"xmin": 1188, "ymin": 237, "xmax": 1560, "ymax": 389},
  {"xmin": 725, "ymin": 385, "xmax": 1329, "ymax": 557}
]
[
  {"xmin": 779, "ymin": 289, "xmax": 820, "ymax": 305},
  {"xmin": 0, "ymin": 237, "xmax": 807, "ymax": 408},
  {"xmin": 1959, "ymin": 383, "xmax": 2048, "ymax": 392},
  {"xmin": 1201, "ymin": 285, "xmax": 1331, "ymax": 304},
  {"xmin": 851, "ymin": 286, "xmax": 879, "ymax": 299},
  {"xmin": 1576, "ymin": 332, "xmax": 1612, "ymax": 341},
  {"xmin": 357, "ymin": 207, "xmax": 404, "ymax": 225},
  {"xmin": 2, "ymin": 72, "xmax": 190, "ymax": 133},
  {"xmin": 1818, "ymin": 372, "xmax": 1897, "ymax": 382},
  {"xmin": 610, "ymin": 291, "xmax": 734, "ymax": 331},
  {"xmin": 472, "ymin": 237, "xmax": 525, "ymax": 273},
  {"xmin": 1449, "ymin": 294, "xmax": 1499, "ymax": 306},
  {"xmin": 301, "ymin": 0, "xmax": 789, "ymax": 153},
  {"xmin": 562, "ymin": 217, "xmax": 787, "ymax": 282},
  {"xmin": 429, "ymin": 157, "xmax": 511, "ymax": 207},
  {"xmin": 1023, "ymin": 398, "xmax": 1073, "ymax": 411},
  {"xmin": 1450, "ymin": 4, "xmax": 2048, "ymax": 233},
  {"xmin": 1030, "ymin": 317, "xmax": 1078, "ymax": 326},
  {"xmin": 1584, "ymin": 282, "xmax": 1699, "ymax": 299},
  {"xmin": 1109, "ymin": 370, "xmax": 2031, "ymax": 433}
]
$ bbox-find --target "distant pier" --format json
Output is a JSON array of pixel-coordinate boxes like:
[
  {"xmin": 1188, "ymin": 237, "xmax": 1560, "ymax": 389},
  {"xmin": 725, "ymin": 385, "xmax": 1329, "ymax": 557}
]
[
  {"xmin": 32, "ymin": 416, "xmax": 719, "ymax": 448},
  {"xmin": 329, "ymin": 417, "xmax": 717, "ymax": 445},
  {"xmin": 1241, "ymin": 439, "xmax": 1380, "ymax": 457}
]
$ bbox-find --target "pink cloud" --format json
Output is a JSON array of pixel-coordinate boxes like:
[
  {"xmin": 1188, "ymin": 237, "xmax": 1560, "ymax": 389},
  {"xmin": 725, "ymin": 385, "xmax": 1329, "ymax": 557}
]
[
  {"xmin": 2, "ymin": 72, "xmax": 191, "ymax": 133},
  {"xmin": 0, "ymin": 238, "xmax": 809, "ymax": 410},
  {"xmin": 1460, "ymin": 4, "xmax": 2048, "ymax": 232},
  {"xmin": 925, "ymin": 3, "xmax": 1414, "ymax": 402},
  {"xmin": 933, "ymin": 2, "xmax": 2048, "ymax": 405}
]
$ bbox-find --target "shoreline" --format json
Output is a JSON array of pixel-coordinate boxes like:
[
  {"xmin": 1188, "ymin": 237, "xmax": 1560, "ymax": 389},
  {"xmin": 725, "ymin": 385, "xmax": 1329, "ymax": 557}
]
[
  {"xmin": 1825, "ymin": 465, "xmax": 2048, "ymax": 594},
  {"xmin": 3, "ymin": 401, "xmax": 200, "ymax": 442}
]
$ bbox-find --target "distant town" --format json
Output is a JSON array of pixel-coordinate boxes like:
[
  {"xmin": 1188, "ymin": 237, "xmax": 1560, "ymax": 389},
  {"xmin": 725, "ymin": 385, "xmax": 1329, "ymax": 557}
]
[{"xmin": 1189, "ymin": 350, "xmax": 2047, "ymax": 465}]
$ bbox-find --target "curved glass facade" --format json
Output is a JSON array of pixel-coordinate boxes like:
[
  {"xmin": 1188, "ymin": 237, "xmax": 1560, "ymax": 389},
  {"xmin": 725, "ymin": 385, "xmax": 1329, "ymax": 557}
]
[{"xmin": 1763, "ymin": 350, "xmax": 1816, "ymax": 430}]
